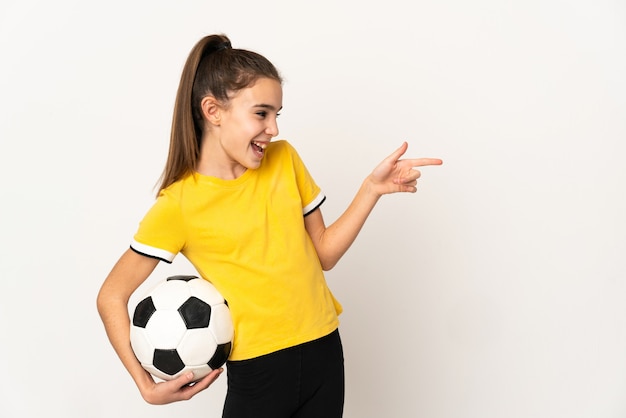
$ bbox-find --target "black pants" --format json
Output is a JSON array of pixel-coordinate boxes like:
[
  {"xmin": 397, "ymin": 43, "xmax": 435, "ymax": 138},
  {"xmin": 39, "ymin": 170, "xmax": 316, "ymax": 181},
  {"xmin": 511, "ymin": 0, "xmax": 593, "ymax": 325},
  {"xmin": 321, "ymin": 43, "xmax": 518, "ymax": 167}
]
[{"xmin": 222, "ymin": 329, "xmax": 345, "ymax": 418}]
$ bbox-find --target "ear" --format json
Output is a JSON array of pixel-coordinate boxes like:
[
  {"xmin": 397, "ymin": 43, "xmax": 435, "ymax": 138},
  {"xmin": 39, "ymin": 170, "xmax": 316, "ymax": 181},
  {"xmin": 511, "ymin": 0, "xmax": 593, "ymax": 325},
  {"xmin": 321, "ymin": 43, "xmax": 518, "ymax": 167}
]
[{"xmin": 200, "ymin": 96, "xmax": 222, "ymax": 126}]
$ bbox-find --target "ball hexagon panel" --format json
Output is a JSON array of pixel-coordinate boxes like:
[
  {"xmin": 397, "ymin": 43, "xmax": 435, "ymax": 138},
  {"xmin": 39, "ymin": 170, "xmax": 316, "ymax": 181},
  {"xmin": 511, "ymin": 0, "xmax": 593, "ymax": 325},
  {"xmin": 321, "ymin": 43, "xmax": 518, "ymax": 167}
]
[
  {"xmin": 144, "ymin": 310, "xmax": 187, "ymax": 348},
  {"xmin": 187, "ymin": 364, "xmax": 213, "ymax": 381},
  {"xmin": 151, "ymin": 364, "xmax": 213, "ymax": 382},
  {"xmin": 150, "ymin": 279, "xmax": 192, "ymax": 310},
  {"xmin": 178, "ymin": 328, "xmax": 218, "ymax": 365},
  {"xmin": 187, "ymin": 277, "xmax": 227, "ymax": 306},
  {"xmin": 129, "ymin": 327, "xmax": 155, "ymax": 365},
  {"xmin": 209, "ymin": 303, "xmax": 235, "ymax": 343}
]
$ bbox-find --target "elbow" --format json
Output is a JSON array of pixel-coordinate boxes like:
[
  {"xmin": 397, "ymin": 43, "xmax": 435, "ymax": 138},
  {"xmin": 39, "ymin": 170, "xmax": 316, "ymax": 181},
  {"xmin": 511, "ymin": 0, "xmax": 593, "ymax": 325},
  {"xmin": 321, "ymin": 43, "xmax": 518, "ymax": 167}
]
[
  {"xmin": 316, "ymin": 247, "xmax": 344, "ymax": 271},
  {"xmin": 96, "ymin": 283, "xmax": 120, "ymax": 319},
  {"xmin": 96, "ymin": 287, "xmax": 108, "ymax": 318},
  {"xmin": 319, "ymin": 256, "xmax": 338, "ymax": 271}
]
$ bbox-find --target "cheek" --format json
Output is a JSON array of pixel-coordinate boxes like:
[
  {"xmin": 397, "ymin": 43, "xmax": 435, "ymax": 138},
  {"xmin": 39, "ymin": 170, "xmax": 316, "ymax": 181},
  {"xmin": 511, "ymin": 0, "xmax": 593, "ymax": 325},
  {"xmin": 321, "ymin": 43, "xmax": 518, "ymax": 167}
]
[
  {"xmin": 224, "ymin": 116, "xmax": 263, "ymax": 143},
  {"xmin": 240, "ymin": 122, "xmax": 264, "ymax": 139}
]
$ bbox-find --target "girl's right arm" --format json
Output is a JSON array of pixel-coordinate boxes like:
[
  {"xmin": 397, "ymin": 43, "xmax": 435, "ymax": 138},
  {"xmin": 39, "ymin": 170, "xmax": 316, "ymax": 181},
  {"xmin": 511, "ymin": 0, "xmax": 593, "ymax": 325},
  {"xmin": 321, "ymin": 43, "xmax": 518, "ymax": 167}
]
[{"xmin": 97, "ymin": 248, "xmax": 222, "ymax": 404}]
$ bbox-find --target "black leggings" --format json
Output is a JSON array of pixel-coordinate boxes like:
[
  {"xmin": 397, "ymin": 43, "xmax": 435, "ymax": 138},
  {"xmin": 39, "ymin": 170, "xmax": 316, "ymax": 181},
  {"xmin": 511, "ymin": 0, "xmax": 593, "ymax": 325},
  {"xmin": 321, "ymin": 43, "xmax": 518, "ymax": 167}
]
[{"xmin": 222, "ymin": 329, "xmax": 345, "ymax": 418}]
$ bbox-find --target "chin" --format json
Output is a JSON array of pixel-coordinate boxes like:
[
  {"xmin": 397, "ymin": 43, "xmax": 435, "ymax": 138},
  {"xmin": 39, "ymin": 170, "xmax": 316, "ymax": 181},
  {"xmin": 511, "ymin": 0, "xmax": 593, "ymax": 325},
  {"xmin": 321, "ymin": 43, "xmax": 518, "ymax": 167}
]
[{"xmin": 245, "ymin": 160, "xmax": 262, "ymax": 170}]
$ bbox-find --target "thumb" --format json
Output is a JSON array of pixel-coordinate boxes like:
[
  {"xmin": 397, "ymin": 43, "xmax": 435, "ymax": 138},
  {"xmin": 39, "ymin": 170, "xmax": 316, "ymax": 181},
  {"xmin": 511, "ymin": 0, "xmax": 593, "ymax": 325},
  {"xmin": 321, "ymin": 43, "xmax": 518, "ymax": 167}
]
[
  {"xmin": 386, "ymin": 142, "xmax": 408, "ymax": 162},
  {"xmin": 172, "ymin": 371, "xmax": 197, "ymax": 388}
]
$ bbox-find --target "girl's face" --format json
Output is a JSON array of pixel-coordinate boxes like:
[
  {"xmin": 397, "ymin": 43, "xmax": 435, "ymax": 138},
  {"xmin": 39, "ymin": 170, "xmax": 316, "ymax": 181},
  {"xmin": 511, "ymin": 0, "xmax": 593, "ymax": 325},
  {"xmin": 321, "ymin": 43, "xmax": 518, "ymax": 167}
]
[{"xmin": 210, "ymin": 77, "xmax": 283, "ymax": 176}]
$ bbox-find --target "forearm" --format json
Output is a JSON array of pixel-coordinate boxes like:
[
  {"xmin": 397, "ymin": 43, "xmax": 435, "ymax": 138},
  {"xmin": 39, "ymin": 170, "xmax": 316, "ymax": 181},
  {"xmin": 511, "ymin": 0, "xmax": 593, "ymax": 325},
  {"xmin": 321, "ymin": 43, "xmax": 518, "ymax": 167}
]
[
  {"xmin": 96, "ymin": 249, "xmax": 160, "ymax": 399},
  {"xmin": 309, "ymin": 176, "xmax": 381, "ymax": 270},
  {"xmin": 97, "ymin": 284, "xmax": 155, "ymax": 397}
]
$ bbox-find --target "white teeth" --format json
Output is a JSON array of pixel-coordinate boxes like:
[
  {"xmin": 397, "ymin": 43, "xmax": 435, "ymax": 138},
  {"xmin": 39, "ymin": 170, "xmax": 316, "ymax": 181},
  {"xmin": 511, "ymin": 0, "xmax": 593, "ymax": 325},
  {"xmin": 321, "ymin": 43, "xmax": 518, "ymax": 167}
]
[{"xmin": 253, "ymin": 142, "xmax": 267, "ymax": 149}]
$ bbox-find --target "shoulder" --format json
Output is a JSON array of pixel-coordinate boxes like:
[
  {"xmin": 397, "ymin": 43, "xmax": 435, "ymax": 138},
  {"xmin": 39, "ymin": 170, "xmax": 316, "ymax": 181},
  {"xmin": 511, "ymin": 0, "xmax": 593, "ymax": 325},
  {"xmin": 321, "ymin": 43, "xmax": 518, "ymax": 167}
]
[
  {"xmin": 156, "ymin": 174, "xmax": 198, "ymax": 207},
  {"xmin": 266, "ymin": 140, "xmax": 303, "ymax": 163},
  {"xmin": 267, "ymin": 139, "xmax": 293, "ymax": 153},
  {"xmin": 159, "ymin": 177, "xmax": 183, "ymax": 200}
]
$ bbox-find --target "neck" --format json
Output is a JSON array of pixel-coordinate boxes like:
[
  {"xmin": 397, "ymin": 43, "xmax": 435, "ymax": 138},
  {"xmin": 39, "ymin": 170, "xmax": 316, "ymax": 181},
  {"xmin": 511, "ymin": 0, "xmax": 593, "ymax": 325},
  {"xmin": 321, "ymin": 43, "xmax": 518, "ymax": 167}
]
[{"xmin": 197, "ymin": 137, "xmax": 247, "ymax": 180}]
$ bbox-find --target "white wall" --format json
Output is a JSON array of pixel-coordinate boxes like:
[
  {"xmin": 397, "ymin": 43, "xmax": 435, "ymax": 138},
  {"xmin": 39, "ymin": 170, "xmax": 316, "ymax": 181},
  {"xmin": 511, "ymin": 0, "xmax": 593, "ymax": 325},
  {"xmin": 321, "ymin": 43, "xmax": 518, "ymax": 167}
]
[{"xmin": 1, "ymin": 0, "xmax": 625, "ymax": 417}]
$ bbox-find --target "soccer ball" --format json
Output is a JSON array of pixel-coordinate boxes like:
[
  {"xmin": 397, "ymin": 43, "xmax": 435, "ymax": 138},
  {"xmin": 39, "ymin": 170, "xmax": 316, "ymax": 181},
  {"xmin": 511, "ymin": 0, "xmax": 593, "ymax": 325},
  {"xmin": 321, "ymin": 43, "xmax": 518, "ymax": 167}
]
[{"xmin": 130, "ymin": 275, "xmax": 234, "ymax": 381}]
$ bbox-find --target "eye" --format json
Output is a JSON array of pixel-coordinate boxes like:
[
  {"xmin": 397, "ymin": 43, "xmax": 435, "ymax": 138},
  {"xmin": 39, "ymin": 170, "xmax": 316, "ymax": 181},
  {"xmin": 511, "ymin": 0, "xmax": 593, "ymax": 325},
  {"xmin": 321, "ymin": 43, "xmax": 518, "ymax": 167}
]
[{"xmin": 256, "ymin": 111, "xmax": 267, "ymax": 118}]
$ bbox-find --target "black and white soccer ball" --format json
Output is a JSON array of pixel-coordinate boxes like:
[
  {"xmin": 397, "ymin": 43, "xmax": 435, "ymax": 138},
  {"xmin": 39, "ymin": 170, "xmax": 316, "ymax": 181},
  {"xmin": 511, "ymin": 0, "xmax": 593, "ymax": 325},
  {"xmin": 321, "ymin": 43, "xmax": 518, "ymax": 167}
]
[{"xmin": 130, "ymin": 275, "xmax": 234, "ymax": 381}]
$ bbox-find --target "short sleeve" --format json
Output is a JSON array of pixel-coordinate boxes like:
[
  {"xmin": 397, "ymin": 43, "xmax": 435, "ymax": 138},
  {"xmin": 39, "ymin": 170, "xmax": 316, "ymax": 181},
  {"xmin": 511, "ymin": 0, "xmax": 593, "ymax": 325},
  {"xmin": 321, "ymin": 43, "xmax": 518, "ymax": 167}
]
[
  {"xmin": 130, "ymin": 190, "xmax": 186, "ymax": 263},
  {"xmin": 283, "ymin": 142, "xmax": 326, "ymax": 216}
]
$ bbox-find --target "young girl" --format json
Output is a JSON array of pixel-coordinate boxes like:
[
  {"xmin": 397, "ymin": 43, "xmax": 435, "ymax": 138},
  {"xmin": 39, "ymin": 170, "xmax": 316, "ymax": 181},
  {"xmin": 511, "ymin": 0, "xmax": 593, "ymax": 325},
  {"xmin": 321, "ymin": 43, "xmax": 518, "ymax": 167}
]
[{"xmin": 97, "ymin": 34, "xmax": 442, "ymax": 417}]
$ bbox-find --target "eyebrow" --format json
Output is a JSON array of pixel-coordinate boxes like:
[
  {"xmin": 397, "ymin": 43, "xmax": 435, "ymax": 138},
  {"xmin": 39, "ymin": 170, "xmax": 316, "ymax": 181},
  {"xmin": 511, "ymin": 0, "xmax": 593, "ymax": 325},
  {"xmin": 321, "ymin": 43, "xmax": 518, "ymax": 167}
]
[{"xmin": 253, "ymin": 103, "xmax": 283, "ymax": 112}]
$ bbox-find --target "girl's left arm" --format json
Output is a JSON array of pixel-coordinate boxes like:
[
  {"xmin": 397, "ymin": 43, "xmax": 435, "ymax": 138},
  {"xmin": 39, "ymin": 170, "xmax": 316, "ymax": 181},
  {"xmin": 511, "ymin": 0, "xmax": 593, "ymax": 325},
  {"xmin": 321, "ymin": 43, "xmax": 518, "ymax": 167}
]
[{"xmin": 304, "ymin": 142, "xmax": 442, "ymax": 271}]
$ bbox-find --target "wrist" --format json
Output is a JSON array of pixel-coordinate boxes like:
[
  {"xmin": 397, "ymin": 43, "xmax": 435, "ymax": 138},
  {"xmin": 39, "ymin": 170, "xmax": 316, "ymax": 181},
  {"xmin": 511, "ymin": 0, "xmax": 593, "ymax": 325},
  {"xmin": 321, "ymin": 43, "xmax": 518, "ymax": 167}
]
[
  {"xmin": 129, "ymin": 363, "xmax": 156, "ymax": 396},
  {"xmin": 362, "ymin": 175, "xmax": 383, "ymax": 200}
]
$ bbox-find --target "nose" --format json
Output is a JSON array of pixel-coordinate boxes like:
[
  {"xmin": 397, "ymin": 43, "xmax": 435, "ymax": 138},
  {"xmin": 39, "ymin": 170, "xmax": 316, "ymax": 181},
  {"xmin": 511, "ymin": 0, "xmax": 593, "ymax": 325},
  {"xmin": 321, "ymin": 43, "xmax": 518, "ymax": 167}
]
[{"xmin": 265, "ymin": 117, "xmax": 279, "ymax": 137}]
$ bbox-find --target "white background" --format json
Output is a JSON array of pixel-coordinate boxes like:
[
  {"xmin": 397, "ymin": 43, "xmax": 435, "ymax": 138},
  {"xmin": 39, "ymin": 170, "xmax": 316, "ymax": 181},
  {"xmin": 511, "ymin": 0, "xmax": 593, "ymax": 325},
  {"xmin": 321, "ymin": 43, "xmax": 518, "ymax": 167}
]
[{"xmin": 1, "ymin": 0, "xmax": 625, "ymax": 417}]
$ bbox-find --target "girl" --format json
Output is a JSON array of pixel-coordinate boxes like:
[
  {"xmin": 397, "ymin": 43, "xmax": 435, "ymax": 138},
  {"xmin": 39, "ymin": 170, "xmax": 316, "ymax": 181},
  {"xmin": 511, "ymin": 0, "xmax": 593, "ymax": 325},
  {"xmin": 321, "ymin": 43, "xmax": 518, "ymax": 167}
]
[{"xmin": 97, "ymin": 34, "xmax": 442, "ymax": 417}]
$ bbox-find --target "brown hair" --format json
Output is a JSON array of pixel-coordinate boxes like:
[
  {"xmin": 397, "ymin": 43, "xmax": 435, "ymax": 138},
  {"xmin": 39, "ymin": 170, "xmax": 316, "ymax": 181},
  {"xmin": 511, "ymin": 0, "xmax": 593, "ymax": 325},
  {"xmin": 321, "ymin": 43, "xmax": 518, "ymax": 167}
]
[{"xmin": 157, "ymin": 34, "xmax": 282, "ymax": 194}]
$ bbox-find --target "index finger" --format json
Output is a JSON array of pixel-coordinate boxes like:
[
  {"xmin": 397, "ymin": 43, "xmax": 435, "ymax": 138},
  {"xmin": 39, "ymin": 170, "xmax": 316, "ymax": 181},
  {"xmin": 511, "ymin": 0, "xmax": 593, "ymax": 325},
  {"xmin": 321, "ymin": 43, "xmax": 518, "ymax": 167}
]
[
  {"xmin": 176, "ymin": 369, "xmax": 223, "ymax": 399},
  {"xmin": 404, "ymin": 158, "xmax": 443, "ymax": 167}
]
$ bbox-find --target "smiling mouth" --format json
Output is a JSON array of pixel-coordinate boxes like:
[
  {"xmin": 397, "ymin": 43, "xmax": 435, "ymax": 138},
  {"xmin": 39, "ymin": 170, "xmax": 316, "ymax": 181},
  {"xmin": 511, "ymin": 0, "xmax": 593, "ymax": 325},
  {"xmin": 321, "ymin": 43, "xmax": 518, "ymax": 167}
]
[{"xmin": 252, "ymin": 141, "xmax": 267, "ymax": 156}]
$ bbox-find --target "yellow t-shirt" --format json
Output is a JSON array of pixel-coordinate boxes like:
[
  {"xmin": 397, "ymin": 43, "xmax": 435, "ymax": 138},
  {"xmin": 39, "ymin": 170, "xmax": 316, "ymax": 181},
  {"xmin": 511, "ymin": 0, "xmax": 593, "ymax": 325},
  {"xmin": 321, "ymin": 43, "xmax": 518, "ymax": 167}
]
[{"xmin": 131, "ymin": 140, "xmax": 342, "ymax": 360}]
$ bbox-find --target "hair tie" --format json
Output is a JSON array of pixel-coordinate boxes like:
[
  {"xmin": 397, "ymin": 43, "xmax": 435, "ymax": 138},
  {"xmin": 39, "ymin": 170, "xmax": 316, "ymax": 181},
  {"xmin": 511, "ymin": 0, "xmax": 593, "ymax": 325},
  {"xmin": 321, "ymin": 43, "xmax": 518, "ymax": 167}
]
[
  {"xmin": 215, "ymin": 41, "xmax": 232, "ymax": 52},
  {"xmin": 199, "ymin": 40, "xmax": 232, "ymax": 63}
]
